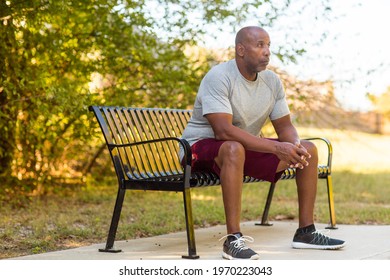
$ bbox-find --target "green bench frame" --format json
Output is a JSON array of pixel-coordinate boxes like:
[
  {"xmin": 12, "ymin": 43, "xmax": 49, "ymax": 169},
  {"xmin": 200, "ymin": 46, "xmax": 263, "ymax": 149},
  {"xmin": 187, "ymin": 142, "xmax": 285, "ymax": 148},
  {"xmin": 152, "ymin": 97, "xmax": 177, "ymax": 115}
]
[{"xmin": 89, "ymin": 105, "xmax": 337, "ymax": 259}]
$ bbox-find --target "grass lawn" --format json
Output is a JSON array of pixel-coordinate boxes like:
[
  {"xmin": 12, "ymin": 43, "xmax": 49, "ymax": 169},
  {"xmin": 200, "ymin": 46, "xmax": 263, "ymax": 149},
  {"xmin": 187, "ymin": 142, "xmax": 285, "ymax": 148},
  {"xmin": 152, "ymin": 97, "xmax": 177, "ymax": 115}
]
[{"xmin": 1, "ymin": 127, "xmax": 390, "ymax": 259}]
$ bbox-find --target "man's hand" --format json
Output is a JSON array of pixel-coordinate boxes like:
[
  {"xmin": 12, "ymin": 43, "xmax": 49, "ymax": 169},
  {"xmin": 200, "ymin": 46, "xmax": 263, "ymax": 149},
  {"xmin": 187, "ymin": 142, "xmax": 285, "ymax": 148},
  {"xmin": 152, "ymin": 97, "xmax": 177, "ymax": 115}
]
[{"xmin": 275, "ymin": 141, "xmax": 311, "ymax": 169}]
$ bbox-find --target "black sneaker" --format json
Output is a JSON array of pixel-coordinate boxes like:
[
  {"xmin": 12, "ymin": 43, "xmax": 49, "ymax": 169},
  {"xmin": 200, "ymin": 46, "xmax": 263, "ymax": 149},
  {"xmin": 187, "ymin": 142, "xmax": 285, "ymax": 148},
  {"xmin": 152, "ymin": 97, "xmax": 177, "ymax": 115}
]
[
  {"xmin": 292, "ymin": 224, "xmax": 346, "ymax": 250},
  {"xmin": 220, "ymin": 232, "xmax": 260, "ymax": 260}
]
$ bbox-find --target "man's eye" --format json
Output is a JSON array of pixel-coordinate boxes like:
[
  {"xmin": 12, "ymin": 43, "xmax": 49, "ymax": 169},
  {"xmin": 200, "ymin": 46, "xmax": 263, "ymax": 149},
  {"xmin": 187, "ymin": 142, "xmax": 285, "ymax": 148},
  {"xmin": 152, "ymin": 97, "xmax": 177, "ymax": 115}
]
[{"xmin": 257, "ymin": 42, "xmax": 270, "ymax": 48}]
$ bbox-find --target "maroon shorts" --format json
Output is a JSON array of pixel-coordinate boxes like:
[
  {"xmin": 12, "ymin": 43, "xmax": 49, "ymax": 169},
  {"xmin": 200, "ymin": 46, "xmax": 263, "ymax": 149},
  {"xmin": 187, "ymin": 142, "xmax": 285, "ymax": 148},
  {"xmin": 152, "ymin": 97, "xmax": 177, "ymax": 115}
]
[{"xmin": 191, "ymin": 138, "xmax": 283, "ymax": 183}]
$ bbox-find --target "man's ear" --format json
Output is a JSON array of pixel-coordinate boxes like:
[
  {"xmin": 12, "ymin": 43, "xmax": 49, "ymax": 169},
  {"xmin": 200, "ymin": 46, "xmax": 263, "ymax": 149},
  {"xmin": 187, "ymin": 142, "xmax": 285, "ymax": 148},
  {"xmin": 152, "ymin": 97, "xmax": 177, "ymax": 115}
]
[{"xmin": 236, "ymin": 43, "xmax": 245, "ymax": 57}]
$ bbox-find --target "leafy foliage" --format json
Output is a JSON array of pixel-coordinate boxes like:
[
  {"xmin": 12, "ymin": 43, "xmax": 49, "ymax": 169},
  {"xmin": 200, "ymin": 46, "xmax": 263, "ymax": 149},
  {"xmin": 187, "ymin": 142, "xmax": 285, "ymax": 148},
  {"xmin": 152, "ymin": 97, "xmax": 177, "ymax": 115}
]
[{"xmin": 0, "ymin": 0, "xmax": 332, "ymax": 195}]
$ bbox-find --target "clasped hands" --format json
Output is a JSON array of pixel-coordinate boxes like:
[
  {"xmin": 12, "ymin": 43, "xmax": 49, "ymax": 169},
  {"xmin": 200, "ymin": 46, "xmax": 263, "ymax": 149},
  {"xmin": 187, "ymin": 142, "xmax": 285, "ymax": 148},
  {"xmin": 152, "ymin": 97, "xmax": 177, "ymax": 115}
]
[{"xmin": 276, "ymin": 141, "xmax": 311, "ymax": 170}]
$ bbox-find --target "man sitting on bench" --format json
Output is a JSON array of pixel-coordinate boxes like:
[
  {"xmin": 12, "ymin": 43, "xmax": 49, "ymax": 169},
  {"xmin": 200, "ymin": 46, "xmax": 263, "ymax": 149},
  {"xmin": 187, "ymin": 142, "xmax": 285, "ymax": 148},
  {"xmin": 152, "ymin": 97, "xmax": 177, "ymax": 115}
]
[{"xmin": 181, "ymin": 26, "xmax": 346, "ymax": 260}]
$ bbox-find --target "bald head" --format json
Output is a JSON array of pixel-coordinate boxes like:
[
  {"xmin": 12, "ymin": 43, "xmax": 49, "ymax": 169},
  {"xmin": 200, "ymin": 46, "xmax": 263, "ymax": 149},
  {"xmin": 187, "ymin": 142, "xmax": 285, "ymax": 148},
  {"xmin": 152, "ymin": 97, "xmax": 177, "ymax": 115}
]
[{"xmin": 235, "ymin": 26, "xmax": 268, "ymax": 46}]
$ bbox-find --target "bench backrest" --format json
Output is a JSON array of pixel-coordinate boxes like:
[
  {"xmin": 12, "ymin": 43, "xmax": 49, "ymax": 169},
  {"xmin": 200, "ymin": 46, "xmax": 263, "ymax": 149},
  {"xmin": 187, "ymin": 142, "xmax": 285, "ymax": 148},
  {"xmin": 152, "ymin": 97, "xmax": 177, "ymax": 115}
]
[{"xmin": 90, "ymin": 106, "xmax": 192, "ymax": 180}]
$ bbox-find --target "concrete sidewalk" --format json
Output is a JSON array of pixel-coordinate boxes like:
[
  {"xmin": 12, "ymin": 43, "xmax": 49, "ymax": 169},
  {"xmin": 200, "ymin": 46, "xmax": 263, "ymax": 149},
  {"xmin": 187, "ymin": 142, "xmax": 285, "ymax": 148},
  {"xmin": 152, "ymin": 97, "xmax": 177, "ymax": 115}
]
[{"xmin": 10, "ymin": 221, "xmax": 390, "ymax": 260}]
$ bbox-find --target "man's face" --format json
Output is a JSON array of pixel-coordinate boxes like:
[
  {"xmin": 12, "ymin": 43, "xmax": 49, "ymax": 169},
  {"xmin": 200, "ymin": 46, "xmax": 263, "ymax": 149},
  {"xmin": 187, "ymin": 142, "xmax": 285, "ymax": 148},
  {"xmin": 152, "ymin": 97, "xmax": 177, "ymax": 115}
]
[{"xmin": 240, "ymin": 29, "xmax": 271, "ymax": 73}]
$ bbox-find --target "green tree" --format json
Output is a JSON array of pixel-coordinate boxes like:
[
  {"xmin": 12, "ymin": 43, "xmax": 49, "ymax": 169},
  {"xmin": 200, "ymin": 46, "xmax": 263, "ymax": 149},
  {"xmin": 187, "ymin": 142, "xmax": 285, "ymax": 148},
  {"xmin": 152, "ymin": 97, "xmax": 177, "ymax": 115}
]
[{"xmin": 0, "ymin": 0, "xmax": 332, "ymax": 195}]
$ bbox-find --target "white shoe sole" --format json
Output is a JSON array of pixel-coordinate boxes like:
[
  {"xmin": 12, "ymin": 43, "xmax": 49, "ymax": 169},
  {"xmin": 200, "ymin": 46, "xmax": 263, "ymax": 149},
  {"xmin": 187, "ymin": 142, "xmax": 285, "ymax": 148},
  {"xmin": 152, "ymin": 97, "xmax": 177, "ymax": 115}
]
[
  {"xmin": 222, "ymin": 252, "xmax": 260, "ymax": 260},
  {"xmin": 292, "ymin": 241, "xmax": 346, "ymax": 250}
]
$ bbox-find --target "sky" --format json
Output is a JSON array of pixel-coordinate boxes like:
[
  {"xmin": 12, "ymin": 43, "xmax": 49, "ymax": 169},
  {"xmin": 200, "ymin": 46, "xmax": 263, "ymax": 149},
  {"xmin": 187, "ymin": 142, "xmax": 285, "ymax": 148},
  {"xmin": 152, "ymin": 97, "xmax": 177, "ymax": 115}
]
[{"xmin": 204, "ymin": 0, "xmax": 390, "ymax": 111}]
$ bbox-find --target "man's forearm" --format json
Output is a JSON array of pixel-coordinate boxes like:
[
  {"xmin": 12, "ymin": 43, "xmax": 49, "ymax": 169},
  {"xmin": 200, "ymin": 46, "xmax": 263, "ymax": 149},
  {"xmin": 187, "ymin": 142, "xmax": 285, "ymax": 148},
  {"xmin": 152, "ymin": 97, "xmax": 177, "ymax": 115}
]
[
  {"xmin": 277, "ymin": 125, "xmax": 300, "ymax": 145},
  {"xmin": 215, "ymin": 123, "xmax": 280, "ymax": 153}
]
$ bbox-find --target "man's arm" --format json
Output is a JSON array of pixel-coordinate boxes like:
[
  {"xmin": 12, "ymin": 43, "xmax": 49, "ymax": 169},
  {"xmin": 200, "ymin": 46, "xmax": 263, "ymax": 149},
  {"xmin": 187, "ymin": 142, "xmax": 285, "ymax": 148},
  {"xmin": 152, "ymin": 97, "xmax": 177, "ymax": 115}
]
[
  {"xmin": 205, "ymin": 113, "xmax": 310, "ymax": 167},
  {"xmin": 271, "ymin": 114, "xmax": 300, "ymax": 145}
]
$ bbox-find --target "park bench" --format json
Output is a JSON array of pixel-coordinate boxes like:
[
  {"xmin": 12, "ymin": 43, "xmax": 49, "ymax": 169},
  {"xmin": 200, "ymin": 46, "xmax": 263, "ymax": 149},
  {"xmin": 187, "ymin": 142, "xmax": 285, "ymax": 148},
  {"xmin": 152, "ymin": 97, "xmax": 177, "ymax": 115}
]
[{"xmin": 89, "ymin": 105, "xmax": 337, "ymax": 259}]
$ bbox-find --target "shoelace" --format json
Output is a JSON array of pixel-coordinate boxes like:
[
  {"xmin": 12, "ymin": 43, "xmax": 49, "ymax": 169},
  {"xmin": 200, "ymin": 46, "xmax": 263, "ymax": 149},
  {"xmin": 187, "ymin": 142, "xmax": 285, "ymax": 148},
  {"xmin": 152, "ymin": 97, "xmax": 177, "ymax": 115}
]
[
  {"xmin": 219, "ymin": 234, "xmax": 255, "ymax": 252},
  {"xmin": 310, "ymin": 230, "xmax": 331, "ymax": 245}
]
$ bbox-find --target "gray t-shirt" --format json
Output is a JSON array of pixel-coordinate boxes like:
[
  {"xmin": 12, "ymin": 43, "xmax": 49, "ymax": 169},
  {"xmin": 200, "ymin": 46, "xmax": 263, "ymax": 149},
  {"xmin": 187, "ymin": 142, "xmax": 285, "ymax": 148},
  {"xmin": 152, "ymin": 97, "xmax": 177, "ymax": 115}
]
[{"xmin": 182, "ymin": 59, "xmax": 290, "ymax": 146}]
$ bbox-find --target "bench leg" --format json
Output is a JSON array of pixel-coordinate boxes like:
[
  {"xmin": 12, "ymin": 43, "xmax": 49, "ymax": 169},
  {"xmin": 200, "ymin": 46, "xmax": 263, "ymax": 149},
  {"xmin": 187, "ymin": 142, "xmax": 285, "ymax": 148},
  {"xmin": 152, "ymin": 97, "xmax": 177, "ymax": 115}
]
[
  {"xmin": 255, "ymin": 182, "xmax": 276, "ymax": 226},
  {"xmin": 255, "ymin": 175, "xmax": 337, "ymax": 229},
  {"xmin": 325, "ymin": 174, "xmax": 337, "ymax": 229},
  {"xmin": 99, "ymin": 187, "xmax": 126, "ymax": 253},
  {"xmin": 181, "ymin": 187, "xmax": 199, "ymax": 259}
]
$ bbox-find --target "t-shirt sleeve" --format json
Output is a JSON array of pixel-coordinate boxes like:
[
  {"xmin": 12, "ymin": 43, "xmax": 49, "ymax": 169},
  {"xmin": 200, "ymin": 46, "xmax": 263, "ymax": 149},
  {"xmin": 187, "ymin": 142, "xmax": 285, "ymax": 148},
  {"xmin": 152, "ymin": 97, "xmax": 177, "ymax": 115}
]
[
  {"xmin": 269, "ymin": 75, "xmax": 290, "ymax": 120},
  {"xmin": 198, "ymin": 68, "xmax": 232, "ymax": 116}
]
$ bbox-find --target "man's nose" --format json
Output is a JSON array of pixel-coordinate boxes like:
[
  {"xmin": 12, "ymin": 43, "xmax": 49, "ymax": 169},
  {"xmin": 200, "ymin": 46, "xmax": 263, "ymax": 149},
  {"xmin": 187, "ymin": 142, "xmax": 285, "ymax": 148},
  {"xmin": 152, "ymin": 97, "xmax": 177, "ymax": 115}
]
[{"xmin": 264, "ymin": 46, "xmax": 270, "ymax": 56}]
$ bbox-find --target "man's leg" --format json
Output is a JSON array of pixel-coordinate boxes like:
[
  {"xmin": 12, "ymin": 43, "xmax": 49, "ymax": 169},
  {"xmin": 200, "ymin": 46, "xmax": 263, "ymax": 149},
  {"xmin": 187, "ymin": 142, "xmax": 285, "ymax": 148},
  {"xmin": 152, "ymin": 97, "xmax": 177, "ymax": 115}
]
[
  {"xmin": 275, "ymin": 140, "xmax": 318, "ymax": 227},
  {"xmin": 214, "ymin": 141, "xmax": 245, "ymax": 234},
  {"xmin": 276, "ymin": 140, "xmax": 345, "ymax": 249},
  {"xmin": 295, "ymin": 140, "xmax": 318, "ymax": 228},
  {"xmin": 214, "ymin": 141, "xmax": 260, "ymax": 259}
]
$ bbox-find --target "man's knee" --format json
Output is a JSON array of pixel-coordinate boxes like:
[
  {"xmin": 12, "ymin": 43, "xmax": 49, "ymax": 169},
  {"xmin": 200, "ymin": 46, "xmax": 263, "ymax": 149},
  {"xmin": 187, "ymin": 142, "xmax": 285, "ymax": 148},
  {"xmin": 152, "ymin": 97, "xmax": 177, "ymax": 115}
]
[
  {"xmin": 218, "ymin": 141, "xmax": 245, "ymax": 163},
  {"xmin": 301, "ymin": 140, "xmax": 318, "ymax": 161}
]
